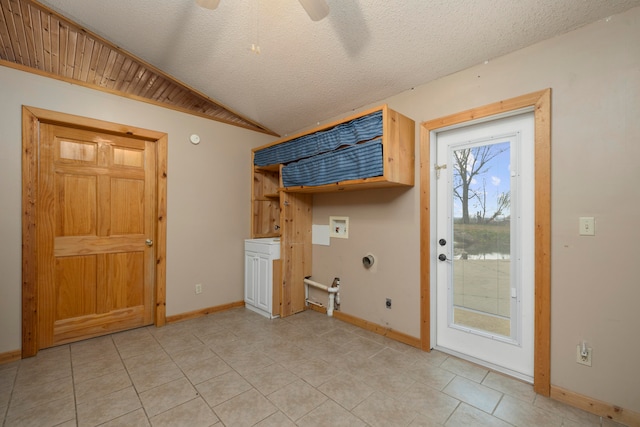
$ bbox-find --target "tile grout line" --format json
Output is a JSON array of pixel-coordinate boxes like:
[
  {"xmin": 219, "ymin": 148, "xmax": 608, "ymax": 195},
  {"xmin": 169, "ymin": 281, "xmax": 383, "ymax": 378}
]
[
  {"xmin": 1, "ymin": 363, "xmax": 19, "ymax": 425},
  {"xmin": 116, "ymin": 331, "xmax": 154, "ymax": 425},
  {"xmin": 69, "ymin": 344, "xmax": 79, "ymax": 426}
]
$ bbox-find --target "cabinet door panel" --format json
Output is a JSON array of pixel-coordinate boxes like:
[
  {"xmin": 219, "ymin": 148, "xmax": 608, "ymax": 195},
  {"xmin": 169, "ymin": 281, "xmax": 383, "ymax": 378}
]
[
  {"xmin": 245, "ymin": 253, "xmax": 257, "ymax": 306},
  {"xmin": 256, "ymin": 255, "xmax": 271, "ymax": 312}
]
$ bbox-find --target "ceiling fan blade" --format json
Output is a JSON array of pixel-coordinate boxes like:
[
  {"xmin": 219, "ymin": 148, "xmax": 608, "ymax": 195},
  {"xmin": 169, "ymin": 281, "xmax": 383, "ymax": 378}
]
[
  {"xmin": 196, "ymin": 0, "xmax": 220, "ymax": 10},
  {"xmin": 298, "ymin": 0, "xmax": 329, "ymax": 21}
]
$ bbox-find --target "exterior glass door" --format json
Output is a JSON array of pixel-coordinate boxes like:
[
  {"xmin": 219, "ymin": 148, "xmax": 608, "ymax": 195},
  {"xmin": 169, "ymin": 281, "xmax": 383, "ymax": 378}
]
[{"xmin": 435, "ymin": 112, "xmax": 535, "ymax": 380}]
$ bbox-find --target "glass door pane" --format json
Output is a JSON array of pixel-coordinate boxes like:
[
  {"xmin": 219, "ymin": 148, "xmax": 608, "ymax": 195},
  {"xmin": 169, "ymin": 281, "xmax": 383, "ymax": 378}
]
[{"xmin": 450, "ymin": 141, "xmax": 512, "ymax": 338}]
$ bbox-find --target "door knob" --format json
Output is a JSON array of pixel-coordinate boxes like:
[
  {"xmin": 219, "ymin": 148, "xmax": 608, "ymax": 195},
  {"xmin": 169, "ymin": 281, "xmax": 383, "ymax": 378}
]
[
  {"xmin": 439, "ymin": 239, "xmax": 447, "ymax": 246},
  {"xmin": 145, "ymin": 239, "xmax": 153, "ymax": 247},
  {"xmin": 438, "ymin": 254, "xmax": 447, "ymax": 261}
]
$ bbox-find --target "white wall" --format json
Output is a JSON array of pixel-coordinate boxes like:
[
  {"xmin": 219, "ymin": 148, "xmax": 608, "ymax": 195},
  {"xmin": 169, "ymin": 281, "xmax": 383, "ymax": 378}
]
[
  {"xmin": 312, "ymin": 6, "xmax": 640, "ymax": 412},
  {"xmin": 0, "ymin": 66, "xmax": 274, "ymax": 353}
]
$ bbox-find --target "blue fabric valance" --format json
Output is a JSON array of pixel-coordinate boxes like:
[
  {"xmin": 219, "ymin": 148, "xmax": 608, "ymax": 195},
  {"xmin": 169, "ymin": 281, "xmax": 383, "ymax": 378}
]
[
  {"xmin": 281, "ymin": 140, "xmax": 383, "ymax": 188},
  {"xmin": 254, "ymin": 110, "xmax": 383, "ymax": 166}
]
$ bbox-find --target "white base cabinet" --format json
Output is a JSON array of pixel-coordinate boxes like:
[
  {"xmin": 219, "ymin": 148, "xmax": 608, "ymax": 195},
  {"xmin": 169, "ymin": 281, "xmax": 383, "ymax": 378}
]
[{"xmin": 244, "ymin": 238, "xmax": 280, "ymax": 318}]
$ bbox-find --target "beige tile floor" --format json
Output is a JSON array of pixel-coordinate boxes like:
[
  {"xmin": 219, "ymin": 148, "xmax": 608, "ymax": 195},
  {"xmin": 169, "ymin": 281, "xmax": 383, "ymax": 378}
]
[{"xmin": 0, "ymin": 308, "xmax": 628, "ymax": 427}]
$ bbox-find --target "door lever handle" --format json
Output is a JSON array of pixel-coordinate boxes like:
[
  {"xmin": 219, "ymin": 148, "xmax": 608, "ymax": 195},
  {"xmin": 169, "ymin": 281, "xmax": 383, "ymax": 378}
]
[{"xmin": 438, "ymin": 254, "xmax": 447, "ymax": 261}]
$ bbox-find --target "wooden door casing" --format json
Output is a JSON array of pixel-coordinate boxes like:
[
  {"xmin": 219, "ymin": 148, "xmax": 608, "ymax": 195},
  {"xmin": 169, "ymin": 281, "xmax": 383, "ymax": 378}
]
[
  {"xmin": 419, "ymin": 90, "xmax": 551, "ymax": 395},
  {"xmin": 22, "ymin": 106, "xmax": 168, "ymax": 357}
]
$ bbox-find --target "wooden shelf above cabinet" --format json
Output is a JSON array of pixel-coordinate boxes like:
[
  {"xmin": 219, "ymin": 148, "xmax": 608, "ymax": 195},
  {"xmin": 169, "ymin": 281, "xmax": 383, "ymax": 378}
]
[
  {"xmin": 251, "ymin": 161, "xmax": 281, "ymax": 237},
  {"xmin": 282, "ymin": 176, "xmax": 407, "ymax": 194},
  {"xmin": 254, "ymin": 164, "xmax": 280, "ymax": 172},
  {"xmin": 253, "ymin": 194, "xmax": 280, "ymax": 201},
  {"xmin": 253, "ymin": 232, "xmax": 280, "ymax": 239}
]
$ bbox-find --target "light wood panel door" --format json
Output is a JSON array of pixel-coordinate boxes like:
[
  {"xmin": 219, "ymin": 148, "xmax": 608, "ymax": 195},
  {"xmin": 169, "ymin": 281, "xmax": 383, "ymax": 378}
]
[{"xmin": 37, "ymin": 124, "xmax": 156, "ymax": 348}]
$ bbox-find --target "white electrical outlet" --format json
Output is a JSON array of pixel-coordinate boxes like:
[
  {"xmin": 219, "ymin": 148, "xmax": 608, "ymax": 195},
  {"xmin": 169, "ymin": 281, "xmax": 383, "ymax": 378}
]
[
  {"xmin": 576, "ymin": 345, "xmax": 592, "ymax": 366},
  {"xmin": 195, "ymin": 283, "xmax": 202, "ymax": 294}
]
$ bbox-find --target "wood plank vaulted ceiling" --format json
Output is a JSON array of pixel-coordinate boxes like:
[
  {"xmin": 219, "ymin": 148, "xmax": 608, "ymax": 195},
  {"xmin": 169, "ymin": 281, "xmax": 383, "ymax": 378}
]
[
  {"xmin": 0, "ymin": 0, "xmax": 277, "ymax": 135},
  {"xmin": 2, "ymin": 0, "xmax": 640, "ymax": 136}
]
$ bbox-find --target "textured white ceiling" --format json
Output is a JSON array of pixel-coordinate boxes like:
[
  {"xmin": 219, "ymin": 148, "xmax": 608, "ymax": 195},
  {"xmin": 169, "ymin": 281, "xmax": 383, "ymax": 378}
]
[{"xmin": 38, "ymin": 0, "xmax": 640, "ymax": 135}]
